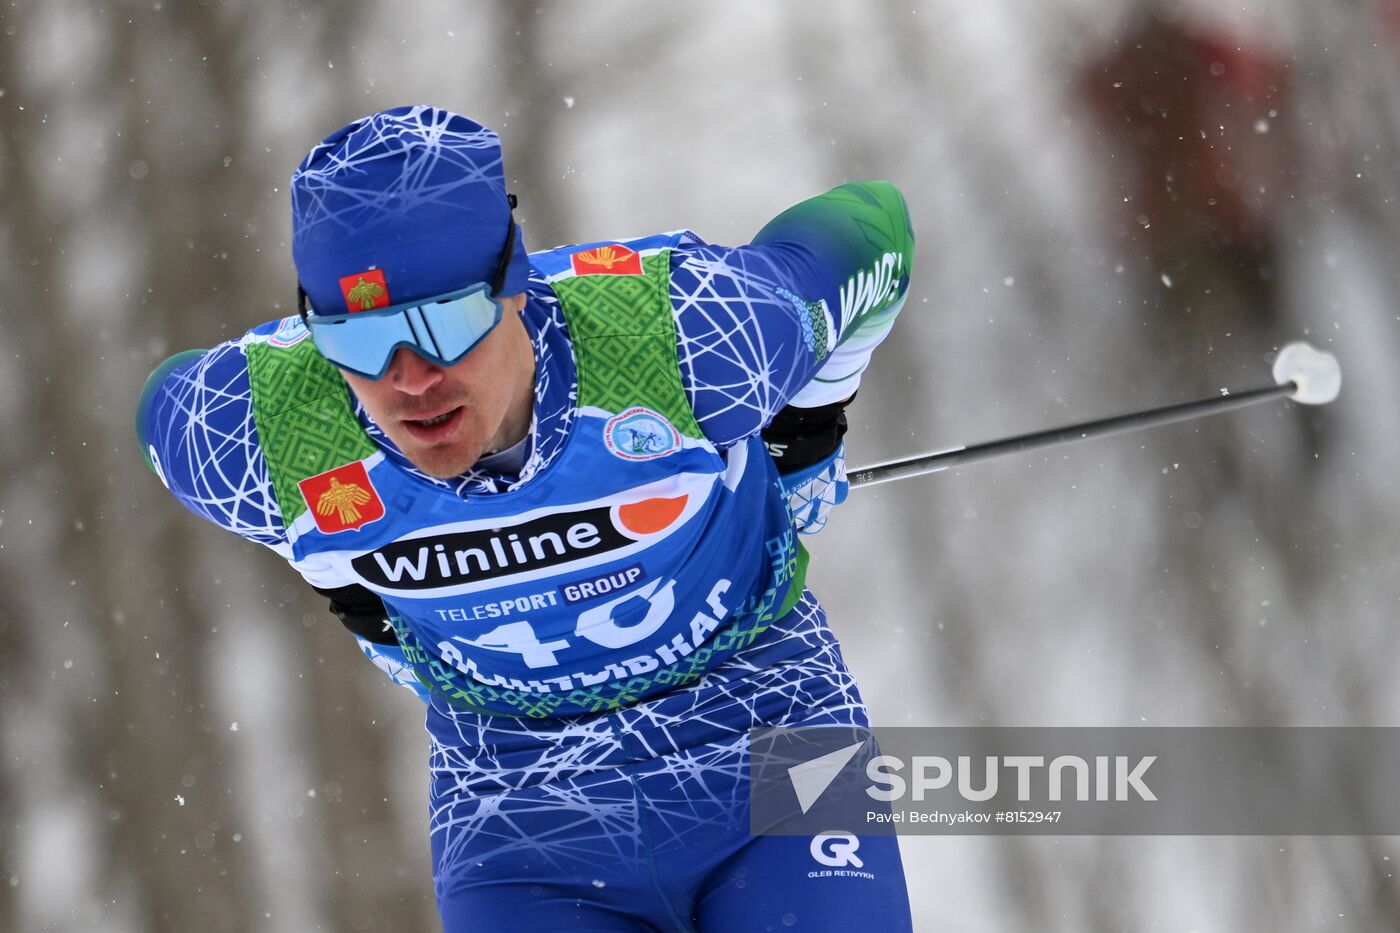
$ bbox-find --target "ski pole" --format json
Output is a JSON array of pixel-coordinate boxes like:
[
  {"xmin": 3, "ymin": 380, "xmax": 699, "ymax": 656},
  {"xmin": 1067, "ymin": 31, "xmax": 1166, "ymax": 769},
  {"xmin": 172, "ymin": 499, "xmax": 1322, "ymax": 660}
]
[{"xmin": 849, "ymin": 341, "xmax": 1341, "ymax": 489}]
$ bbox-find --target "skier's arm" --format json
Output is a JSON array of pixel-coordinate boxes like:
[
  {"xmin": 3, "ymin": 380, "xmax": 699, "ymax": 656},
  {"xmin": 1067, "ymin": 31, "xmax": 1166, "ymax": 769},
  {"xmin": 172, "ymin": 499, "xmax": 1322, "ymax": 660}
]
[
  {"xmin": 750, "ymin": 179, "xmax": 914, "ymax": 407},
  {"xmin": 671, "ymin": 179, "xmax": 914, "ymax": 446},
  {"xmin": 312, "ymin": 584, "xmax": 431, "ymax": 701},
  {"xmin": 671, "ymin": 181, "xmax": 912, "ymax": 531},
  {"xmin": 136, "ymin": 332, "xmax": 426, "ymax": 698},
  {"xmin": 135, "ymin": 337, "xmax": 290, "ymax": 550}
]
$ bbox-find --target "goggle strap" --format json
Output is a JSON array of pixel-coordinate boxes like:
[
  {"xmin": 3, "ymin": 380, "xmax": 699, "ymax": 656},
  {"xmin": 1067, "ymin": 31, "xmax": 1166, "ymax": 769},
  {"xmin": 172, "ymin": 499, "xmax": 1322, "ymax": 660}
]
[{"xmin": 491, "ymin": 193, "xmax": 518, "ymax": 297}]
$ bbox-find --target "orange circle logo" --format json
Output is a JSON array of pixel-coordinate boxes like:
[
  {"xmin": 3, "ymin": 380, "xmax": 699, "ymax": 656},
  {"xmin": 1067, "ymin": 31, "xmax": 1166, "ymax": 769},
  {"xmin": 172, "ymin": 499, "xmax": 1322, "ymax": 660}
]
[{"xmin": 616, "ymin": 495, "xmax": 688, "ymax": 536}]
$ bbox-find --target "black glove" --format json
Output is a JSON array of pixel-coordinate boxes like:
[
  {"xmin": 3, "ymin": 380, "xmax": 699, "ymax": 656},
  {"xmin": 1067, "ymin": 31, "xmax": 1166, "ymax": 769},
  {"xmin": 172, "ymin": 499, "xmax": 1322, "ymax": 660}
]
[
  {"xmin": 761, "ymin": 394, "xmax": 854, "ymax": 475},
  {"xmin": 311, "ymin": 583, "xmax": 397, "ymax": 646}
]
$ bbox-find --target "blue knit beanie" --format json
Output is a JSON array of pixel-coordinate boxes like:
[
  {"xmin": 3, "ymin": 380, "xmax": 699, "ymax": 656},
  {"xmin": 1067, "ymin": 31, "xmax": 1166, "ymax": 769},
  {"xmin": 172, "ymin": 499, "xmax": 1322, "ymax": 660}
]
[{"xmin": 291, "ymin": 105, "xmax": 528, "ymax": 315}]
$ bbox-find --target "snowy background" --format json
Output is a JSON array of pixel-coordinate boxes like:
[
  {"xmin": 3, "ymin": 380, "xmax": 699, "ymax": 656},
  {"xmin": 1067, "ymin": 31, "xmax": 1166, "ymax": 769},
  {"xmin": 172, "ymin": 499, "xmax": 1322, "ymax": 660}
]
[{"xmin": 2, "ymin": 1, "xmax": 1399, "ymax": 930}]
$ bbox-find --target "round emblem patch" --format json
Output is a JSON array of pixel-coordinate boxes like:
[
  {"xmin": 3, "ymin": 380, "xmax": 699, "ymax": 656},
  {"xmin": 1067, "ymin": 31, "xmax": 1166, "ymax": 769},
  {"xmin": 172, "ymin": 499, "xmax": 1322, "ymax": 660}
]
[
  {"xmin": 268, "ymin": 315, "xmax": 311, "ymax": 348},
  {"xmin": 604, "ymin": 407, "xmax": 682, "ymax": 461}
]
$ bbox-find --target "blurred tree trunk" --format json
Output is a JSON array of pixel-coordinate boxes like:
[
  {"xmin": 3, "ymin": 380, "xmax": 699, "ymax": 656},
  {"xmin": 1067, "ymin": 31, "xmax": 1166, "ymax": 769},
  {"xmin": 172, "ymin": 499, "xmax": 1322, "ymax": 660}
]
[
  {"xmin": 0, "ymin": 2, "xmax": 398, "ymax": 930},
  {"xmin": 0, "ymin": 3, "xmax": 261, "ymax": 929}
]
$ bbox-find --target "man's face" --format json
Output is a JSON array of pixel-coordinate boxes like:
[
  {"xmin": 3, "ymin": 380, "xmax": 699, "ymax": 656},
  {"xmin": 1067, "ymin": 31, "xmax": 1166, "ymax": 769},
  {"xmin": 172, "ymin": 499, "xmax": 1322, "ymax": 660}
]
[{"xmin": 338, "ymin": 294, "xmax": 535, "ymax": 478}]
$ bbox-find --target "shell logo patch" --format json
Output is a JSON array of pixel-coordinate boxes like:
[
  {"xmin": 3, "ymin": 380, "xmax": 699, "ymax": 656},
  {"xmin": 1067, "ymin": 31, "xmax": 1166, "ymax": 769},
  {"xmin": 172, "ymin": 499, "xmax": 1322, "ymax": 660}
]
[
  {"xmin": 338, "ymin": 268, "xmax": 391, "ymax": 312},
  {"xmin": 604, "ymin": 407, "xmax": 681, "ymax": 461},
  {"xmin": 570, "ymin": 244, "xmax": 643, "ymax": 277},
  {"xmin": 298, "ymin": 461, "xmax": 385, "ymax": 534}
]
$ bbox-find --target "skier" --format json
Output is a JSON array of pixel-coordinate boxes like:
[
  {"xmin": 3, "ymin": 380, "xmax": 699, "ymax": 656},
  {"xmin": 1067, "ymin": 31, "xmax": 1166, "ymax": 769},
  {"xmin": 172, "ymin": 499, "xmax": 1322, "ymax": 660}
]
[{"xmin": 137, "ymin": 105, "xmax": 915, "ymax": 931}]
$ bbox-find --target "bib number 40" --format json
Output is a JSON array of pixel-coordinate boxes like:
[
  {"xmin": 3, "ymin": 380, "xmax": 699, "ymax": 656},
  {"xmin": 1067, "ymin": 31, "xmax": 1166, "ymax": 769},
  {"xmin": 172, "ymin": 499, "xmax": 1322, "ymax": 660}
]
[{"xmin": 441, "ymin": 579, "xmax": 679, "ymax": 670}]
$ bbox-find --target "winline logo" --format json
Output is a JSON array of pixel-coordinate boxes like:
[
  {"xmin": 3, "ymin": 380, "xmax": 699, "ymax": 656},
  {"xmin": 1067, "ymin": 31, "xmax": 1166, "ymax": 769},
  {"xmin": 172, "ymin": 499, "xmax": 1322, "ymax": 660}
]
[{"xmin": 353, "ymin": 495, "xmax": 689, "ymax": 591}]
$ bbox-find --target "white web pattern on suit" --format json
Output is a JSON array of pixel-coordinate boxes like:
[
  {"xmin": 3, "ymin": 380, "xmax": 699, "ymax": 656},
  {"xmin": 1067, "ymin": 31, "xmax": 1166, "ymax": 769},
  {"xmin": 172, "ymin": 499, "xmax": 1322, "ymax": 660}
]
[
  {"xmin": 144, "ymin": 247, "xmax": 849, "ymax": 699},
  {"xmin": 668, "ymin": 244, "xmax": 830, "ymax": 448},
  {"xmin": 425, "ymin": 591, "xmax": 869, "ymax": 881},
  {"xmin": 144, "ymin": 242, "xmax": 834, "ymax": 548},
  {"xmin": 142, "ymin": 236, "xmax": 873, "ymax": 894},
  {"xmin": 143, "ymin": 334, "xmax": 287, "ymax": 549}
]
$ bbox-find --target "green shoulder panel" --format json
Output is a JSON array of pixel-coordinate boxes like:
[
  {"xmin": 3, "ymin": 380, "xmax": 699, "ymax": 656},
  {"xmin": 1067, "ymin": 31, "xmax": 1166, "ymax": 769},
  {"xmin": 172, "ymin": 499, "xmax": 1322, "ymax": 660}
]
[
  {"xmin": 245, "ymin": 337, "xmax": 376, "ymax": 527},
  {"xmin": 549, "ymin": 250, "xmax": 704, "ymax": 440},
  {"xmin": 752, "ymin": 180, "xmax": 914, "ymax": 347}
]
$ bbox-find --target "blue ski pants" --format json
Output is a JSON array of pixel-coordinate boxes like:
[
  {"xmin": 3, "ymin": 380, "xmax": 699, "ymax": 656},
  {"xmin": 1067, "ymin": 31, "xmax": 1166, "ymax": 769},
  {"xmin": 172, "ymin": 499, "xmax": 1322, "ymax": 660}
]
[{"xmin": 425, "ymin": 592, "xmax": 913, "ymax": 932}]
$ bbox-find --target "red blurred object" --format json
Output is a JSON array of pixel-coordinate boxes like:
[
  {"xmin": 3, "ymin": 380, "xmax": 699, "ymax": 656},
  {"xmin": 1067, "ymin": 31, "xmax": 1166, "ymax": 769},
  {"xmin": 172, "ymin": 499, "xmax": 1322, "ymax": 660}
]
[
  {"xmin": 1384, "ymin": 0, "xmax": 1400, "ymax": 41},
  {"xmin": 1082, "ymin": 12, "xmax": 1295, "ymax": 254}
]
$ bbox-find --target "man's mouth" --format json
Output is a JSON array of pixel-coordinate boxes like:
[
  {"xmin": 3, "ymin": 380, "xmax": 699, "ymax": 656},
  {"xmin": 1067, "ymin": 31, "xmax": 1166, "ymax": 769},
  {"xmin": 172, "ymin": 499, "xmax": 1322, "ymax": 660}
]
[{"xmin": 401, "ymin": 406, "xmax": 465, "ymax": 442}]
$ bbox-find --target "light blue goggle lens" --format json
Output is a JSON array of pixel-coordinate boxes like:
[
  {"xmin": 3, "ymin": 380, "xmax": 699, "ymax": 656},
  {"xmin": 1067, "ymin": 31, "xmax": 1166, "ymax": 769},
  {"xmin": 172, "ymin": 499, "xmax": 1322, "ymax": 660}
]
[{"xmin": 305, "ymin": 283, "xmax": 504, "ymax": 380}]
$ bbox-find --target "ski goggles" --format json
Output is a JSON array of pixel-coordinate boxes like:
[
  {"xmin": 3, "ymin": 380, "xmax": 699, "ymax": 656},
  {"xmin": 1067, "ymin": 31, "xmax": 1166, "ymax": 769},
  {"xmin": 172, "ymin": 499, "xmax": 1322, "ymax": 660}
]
[
  {"xmin": 300, "ymin": 282, "xmax": 504, "ymax": 380},
  {"xmin": 299, "ymin": 196, "xmax": 519, "ymax": 380}
]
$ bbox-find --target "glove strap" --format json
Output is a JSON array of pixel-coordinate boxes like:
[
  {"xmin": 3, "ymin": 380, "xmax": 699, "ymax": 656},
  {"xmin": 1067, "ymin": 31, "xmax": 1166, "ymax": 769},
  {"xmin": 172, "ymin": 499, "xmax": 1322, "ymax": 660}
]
[{"xmin": 761, "ymin": 394, "xmax": 854, "ymax": 474}]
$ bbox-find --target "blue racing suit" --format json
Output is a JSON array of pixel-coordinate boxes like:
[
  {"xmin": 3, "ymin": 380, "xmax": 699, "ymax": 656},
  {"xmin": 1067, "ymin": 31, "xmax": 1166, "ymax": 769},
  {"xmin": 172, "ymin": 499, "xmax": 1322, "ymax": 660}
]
[{"xmin": 137, "ymin": 181, "xmax": 916, "ymax": 931}]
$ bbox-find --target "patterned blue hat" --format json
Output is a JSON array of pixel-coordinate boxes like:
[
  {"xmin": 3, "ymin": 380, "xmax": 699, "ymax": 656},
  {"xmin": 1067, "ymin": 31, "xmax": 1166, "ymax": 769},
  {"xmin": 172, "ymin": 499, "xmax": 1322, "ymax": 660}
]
[{"xmin": 291, "ymin": 105, "xmax": 529, "ymax": 315}]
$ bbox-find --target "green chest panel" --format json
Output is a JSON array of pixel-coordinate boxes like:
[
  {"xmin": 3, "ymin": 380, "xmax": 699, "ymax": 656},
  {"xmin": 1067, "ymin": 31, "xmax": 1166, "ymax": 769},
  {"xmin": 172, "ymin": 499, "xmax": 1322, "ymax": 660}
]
[
  {"xmin": 550, "ymin": 251, "xmax": 704, "ymax": 439},
  {"xmin": 246, "ymin": 337, "xmax": 375, "ymax": 527},
  {"xmin": 247, "ymin": 250, "xmax": 703, "ymax": 531}
]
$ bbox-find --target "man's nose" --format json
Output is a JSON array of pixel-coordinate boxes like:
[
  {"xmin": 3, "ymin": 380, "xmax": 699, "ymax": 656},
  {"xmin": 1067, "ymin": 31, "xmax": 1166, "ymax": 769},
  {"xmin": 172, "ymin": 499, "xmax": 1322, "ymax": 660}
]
[{"xmin": 386, "ymin": 347, "xmax": 445, "ymax": 395}]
